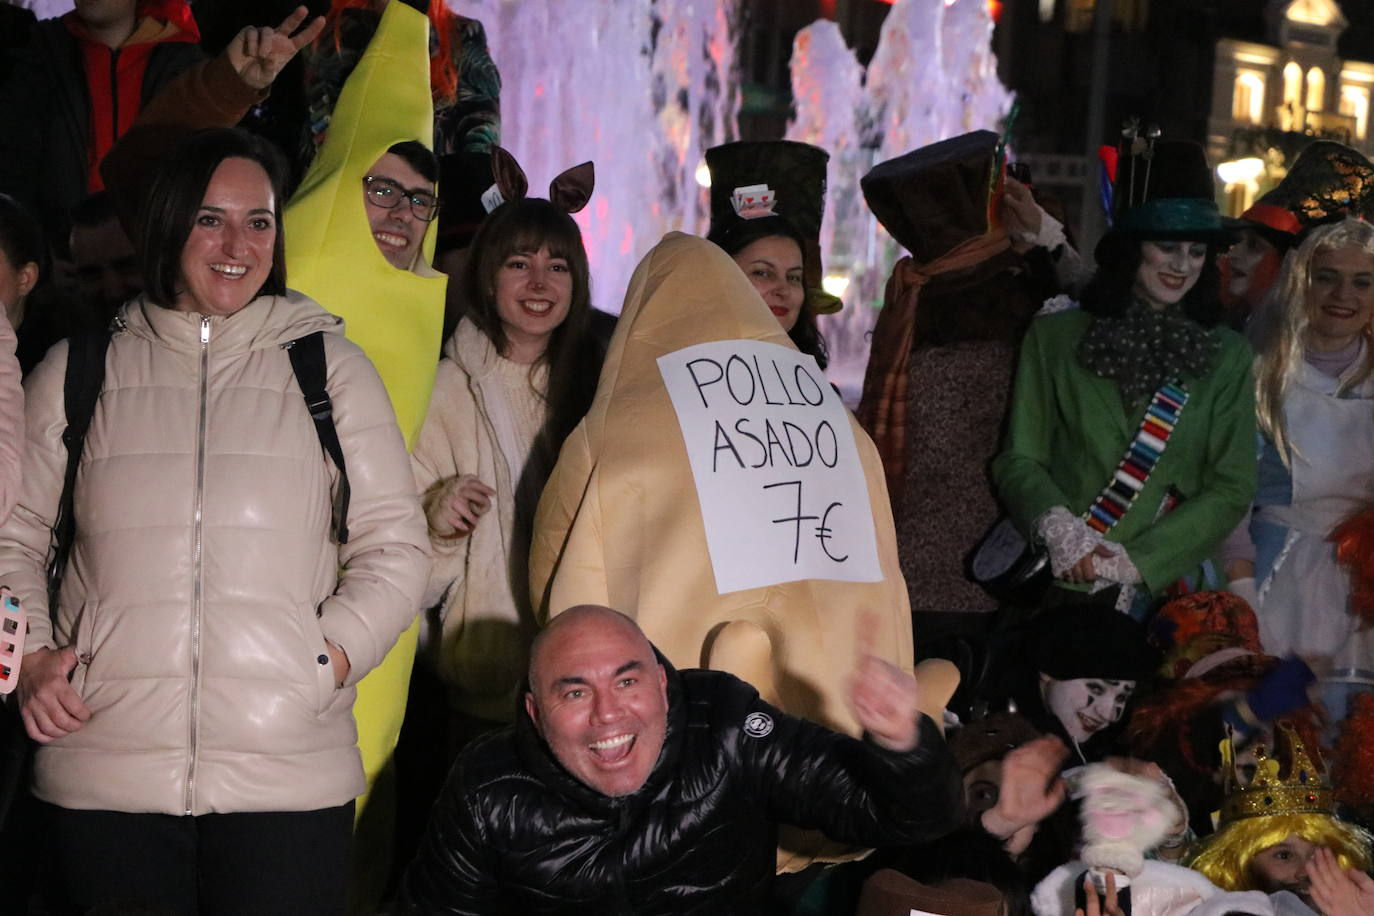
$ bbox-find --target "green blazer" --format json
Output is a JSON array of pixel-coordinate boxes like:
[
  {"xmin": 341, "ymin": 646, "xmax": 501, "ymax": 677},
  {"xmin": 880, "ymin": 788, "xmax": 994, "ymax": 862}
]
[{"xmin": 991, "ymin": 309, "xmax": 1257, "ymax": 595}]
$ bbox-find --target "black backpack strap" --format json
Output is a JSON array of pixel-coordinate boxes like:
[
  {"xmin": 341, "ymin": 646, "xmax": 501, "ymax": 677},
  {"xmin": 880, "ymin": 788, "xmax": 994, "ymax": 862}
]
[
  {"xmin": 48, "ymin": 328, "xmax": 112, "ymax": 611},
  {"xmin": 286, "ymin": 332, "xmax": 350, "ymax": 544}
]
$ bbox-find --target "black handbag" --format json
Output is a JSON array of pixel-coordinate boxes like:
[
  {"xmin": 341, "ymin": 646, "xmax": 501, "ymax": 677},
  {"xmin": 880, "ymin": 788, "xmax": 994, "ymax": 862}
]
[{"xmin": 968, "ymin": 516, "xmax": 1053, "ymax": 607}]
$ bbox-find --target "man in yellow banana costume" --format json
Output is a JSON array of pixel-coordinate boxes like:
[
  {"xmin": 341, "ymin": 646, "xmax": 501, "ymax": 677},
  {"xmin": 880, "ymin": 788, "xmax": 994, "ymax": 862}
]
[{"xmin": 283, "ymin": 3, "xmax": 446, "ymax": 908}]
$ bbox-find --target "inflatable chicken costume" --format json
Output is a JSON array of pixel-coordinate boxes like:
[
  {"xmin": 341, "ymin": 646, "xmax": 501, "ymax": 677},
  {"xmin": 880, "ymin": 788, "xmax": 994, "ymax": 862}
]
[{"xmin": 529, "ymin": 232, "xmax": 915, "ymax": 865}]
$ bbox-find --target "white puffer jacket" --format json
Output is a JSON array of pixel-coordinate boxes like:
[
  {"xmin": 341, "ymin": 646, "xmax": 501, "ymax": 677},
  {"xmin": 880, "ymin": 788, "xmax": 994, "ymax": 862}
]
[{"xmin": 0, "ymin": 292, "xmax": 430, "ymax": 815}]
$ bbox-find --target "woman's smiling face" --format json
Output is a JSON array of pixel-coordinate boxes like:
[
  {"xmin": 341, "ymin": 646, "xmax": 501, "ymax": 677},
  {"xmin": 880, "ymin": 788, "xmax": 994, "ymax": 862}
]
[
  {"xmin": 1134, "ymin": 240, "xmax": 1208, "ymax": 310},
  {"xmin": 1304, "ymin": 243, "xmax": 1374, "ymax": 352},
  {"xmin": 1040, "ymin": 675, "xmax": 1136, "ymax": 744},
  {"xmin": 175, "ymin": 157, "xmax": 277, "ymax": 317}
]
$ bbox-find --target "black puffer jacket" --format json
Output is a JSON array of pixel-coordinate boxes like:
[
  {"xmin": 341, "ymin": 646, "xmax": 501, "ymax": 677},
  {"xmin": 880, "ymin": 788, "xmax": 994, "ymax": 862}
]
[{"xmin": 401, "ymin": 662, "xmax": 963, "ymax": 914}]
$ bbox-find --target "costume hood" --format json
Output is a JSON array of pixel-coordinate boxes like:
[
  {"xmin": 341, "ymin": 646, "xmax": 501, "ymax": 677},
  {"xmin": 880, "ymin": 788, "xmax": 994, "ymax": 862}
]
[{"xmin": 284, "ymin": 0, "xmax": 445, "ymax": 445}]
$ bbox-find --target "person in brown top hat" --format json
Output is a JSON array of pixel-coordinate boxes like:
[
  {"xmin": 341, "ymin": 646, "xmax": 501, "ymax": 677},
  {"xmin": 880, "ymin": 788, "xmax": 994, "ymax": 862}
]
[{"xmin": 855, "ymin": 130, "xmax": 1062, "ymax": 627}]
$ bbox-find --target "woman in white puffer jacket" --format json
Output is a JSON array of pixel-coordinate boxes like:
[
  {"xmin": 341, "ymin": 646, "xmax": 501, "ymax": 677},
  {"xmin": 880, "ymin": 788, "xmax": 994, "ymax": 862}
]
[{"xmin": 0, "ymin": 128, "xmax": 430, "ymax": 915}]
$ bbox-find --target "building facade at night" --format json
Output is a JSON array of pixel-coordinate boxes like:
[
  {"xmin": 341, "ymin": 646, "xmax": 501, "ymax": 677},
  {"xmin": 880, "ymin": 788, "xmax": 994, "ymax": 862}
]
[{"xmin": 1208, "ymin": 0, "xmax": 1374, "ymax": 214}]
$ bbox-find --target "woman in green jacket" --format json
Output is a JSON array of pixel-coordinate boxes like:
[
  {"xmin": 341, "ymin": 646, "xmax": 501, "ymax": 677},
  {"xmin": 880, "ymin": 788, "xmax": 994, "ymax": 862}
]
[{"xmin": 992, "ymin": 141, "xmax": 1256, "ymax": 614}]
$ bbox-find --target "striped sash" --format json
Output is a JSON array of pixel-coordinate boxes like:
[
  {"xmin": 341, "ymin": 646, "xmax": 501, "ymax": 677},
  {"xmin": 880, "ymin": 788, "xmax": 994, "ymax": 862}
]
[{"xmin": 1085, "ymin": 381, "xmax": 1189, "ymax": 534}]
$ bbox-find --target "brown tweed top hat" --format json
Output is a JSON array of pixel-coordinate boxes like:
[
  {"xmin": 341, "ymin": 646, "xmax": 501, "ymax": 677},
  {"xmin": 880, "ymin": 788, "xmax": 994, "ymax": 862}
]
[
  {"xmin": 1243, "ymin": 140, "xmax": 1374, "ymax": 246},
  {"xmin": 705, "ymin": 140, "xmax": 840, "ymax": 314},
  {"xmin": 860, "ymin": 130, "xmax": 1000, "ymax": 263},
  {"xmin": 856, "ymin": 870, "xmax": 1005, "ymax": 916}
]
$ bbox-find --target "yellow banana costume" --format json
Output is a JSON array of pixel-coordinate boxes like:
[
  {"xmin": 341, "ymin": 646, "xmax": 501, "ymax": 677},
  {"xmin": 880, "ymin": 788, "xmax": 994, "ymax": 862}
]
[
  {"xmin": 529, "ymin": 232, "xmax": 914, "ymax": 870},
  {"xmin": 282, "ymin": 3, "xmax": 445, "ymax": 907}
]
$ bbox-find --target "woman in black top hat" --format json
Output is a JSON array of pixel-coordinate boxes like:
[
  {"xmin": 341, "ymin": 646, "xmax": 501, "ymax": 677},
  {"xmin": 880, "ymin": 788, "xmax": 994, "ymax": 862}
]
[
  {"xmin": 704, "ymin": 140, "xmax": 835, "ymax": 370},
  {"xmin": 991, "ymin": 139, "xmax": 1256, "ymax": 616}
]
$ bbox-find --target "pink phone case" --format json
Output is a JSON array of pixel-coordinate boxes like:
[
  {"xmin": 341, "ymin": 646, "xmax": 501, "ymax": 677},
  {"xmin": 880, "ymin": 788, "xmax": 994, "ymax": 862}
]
[{"xmin": 0, "ymin": 590, "xmax": 25, "ymax": 695}]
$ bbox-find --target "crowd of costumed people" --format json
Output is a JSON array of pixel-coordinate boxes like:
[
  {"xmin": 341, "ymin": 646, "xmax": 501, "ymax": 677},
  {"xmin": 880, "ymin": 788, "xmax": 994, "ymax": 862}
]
[{"xmin": 1, "ymin": 3, "xmax": 1373, "ymax": 916}]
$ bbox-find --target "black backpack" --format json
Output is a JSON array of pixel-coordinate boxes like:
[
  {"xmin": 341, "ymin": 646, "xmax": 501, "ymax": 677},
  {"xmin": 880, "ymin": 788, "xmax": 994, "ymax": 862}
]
[{"xmin": 46, "ymin": 328, "xmax": 352, "ymax": 609}]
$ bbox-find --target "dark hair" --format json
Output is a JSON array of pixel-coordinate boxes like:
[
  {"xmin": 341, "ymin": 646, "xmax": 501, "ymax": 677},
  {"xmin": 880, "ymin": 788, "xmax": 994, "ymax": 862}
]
[
  {"xmin": 1080, "ymin": 234, "xmax": 1223, "ymax": 328},
  {"xmin": 386, "ymin": 140, "xmax": 439, "ymax": 185},
  {"xmin": 707, "ymin": 214, "xmax": 829, "ymax": 369},
  {"xmin": 461, "ymin": 197, "xmax": 598, "ymax": 455},
  {"xmin": 0, "ymin": 193, "xmax": 45, "ymax": 278},
  {"xmin": 2, "ymin": 193, "xmax": 76, "ymax": 375},
  {"xmin": 139, "ymin": 128, "xmax": 289, "ymax": 309}
]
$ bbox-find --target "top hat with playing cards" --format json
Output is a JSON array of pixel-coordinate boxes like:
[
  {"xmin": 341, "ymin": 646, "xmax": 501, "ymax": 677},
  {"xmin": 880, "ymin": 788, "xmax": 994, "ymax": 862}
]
[{"xmin": 704, "ymin": 140, "xmax": 840, "ymax": 314}]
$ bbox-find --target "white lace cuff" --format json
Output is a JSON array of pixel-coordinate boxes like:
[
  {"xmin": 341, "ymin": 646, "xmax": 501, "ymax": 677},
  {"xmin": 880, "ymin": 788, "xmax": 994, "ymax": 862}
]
[
  {"xmin": 1091, "ymin": 543, "xmax": 1141, "ymax": 585},
  {"xmin": 1035, "ymin": 506, "xmax": 1101, "ymax": 577}
]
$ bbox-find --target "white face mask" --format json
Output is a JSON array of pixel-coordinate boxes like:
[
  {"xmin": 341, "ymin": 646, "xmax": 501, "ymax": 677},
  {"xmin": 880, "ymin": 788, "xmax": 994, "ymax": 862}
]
[{"xmin": 1039, "ymin": 675, "xmax": 1136, "ymax": 744}]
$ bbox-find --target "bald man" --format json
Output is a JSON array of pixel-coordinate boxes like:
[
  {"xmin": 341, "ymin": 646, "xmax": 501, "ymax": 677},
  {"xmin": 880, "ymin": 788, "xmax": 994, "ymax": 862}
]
[{"xmin": 400, "ymin": 605, "xmax": 962, "ymax": 914}]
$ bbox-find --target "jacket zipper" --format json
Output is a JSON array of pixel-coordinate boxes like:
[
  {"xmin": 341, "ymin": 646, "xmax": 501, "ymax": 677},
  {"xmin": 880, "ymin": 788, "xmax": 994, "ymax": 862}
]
[
  {"xmin": 614, "ymin": 802, "xmax": 632, "ymax": 913},
  {"xmin": 185, "ymin": 315, "xmax": 211, "ymax": 815}
]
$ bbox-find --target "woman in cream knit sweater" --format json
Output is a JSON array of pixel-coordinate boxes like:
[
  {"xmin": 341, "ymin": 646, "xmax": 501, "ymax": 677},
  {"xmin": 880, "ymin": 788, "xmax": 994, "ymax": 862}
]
[{"xmin": 411, "ymin": 196, "xmax": 600, "ymax": 734}]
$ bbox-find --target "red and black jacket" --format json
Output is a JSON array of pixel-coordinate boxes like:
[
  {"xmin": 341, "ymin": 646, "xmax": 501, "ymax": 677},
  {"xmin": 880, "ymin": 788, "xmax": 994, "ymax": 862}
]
[{"xmin": 0, "ymin": 0, "xmax": 203, "ymax": 239}]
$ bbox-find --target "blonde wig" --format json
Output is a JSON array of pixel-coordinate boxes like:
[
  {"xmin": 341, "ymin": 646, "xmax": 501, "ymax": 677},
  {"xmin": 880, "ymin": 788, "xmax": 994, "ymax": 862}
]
[
  {"xmin": 1186, "ymin": 812, "xmax": 1373, "ymax": 891},
  {"xmin": 1254, "ymin": 217, "xmax": 1374, "ymax": 464}
]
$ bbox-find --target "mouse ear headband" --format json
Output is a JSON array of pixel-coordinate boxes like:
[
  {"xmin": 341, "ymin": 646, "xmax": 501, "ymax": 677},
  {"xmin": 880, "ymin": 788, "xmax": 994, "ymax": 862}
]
[{"xmin": 481, "ymin": 146, "xmax": 595, "ymax": 215}]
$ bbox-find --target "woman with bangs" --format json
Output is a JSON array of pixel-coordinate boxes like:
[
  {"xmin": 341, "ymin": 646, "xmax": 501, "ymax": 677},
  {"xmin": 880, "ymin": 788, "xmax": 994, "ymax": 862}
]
[
  {"xmin": 411, "ymin": 194, "xmax": 601, "ymax": 744},
  {"xmin": 1224, "ymin": 216, "xmax": 1374, "ymax": 725}
]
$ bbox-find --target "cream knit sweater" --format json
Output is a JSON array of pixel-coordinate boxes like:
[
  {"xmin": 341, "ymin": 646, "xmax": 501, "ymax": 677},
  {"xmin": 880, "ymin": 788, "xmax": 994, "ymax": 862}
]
[{"xmin": 411, "ymin": 319, "xmax": 549, "ymax": 721}]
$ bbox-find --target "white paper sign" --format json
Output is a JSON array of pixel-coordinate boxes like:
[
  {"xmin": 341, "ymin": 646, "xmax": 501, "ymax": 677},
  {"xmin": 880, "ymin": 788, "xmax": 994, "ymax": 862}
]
[{"xmin": 657, "ymin": 340, "xmax": 882, "ymax": 594}]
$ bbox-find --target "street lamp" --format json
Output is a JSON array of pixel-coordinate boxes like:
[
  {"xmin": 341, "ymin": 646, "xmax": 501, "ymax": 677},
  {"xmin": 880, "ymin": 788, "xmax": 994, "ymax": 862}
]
[{"xmin": 1216, "ymin": 157, "xmax": 1265, "ymax": 184}]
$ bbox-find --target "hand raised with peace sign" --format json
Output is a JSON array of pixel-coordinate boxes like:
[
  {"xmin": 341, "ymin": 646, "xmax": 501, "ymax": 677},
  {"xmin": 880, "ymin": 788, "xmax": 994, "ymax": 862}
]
[{"xmin": 227, "ymin": 6, "xmax": 327, "ymax": 92}]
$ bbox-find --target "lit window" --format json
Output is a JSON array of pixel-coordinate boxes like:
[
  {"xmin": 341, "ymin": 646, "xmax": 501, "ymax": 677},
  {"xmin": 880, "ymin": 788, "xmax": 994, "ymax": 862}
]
[
  {"xmin": 1233, "ymin": 72, "xmax": 1266, "ymax": 124},
  {"xmin": 1307, "ymin": 67, "xmax": 1326, "ymax": 112},
  {"xmin": 1283, "ymin": 62, "xmax": 1303, "ymax": 108},
  {"xmin": 1340, "ymin": 86, "xmax": 1370, "ymax": 140}
]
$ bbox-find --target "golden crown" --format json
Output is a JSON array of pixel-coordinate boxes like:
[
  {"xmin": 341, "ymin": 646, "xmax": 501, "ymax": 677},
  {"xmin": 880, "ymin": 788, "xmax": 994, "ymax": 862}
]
[{"xmin": 1219, "ymin": 721, "xmax": 1333, "ymax": 825}]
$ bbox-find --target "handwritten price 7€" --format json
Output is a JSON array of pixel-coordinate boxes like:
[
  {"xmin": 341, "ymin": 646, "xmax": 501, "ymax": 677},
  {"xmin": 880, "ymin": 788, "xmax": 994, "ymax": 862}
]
[{"xmin": 764, "ymin": 480, "xmax": 849, "ymax": 564}]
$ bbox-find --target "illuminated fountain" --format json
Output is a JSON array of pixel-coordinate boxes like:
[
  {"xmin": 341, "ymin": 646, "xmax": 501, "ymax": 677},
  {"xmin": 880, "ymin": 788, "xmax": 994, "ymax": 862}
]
[
  {"xmin": 465, "ymin": 0, "xmax": 1012, "ymax": 399},
  {"xmin": 460, "ymin": 0, "xmax": 738, "ymax": 315},
  {"xmin": 788, "ymin": 0, "xmax": 1015, "ymax": 401}
]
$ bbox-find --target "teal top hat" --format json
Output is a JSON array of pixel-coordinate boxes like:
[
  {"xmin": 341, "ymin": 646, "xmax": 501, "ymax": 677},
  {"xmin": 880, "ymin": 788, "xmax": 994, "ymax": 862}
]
[{"xmin": 1098, "ymin": 138, "xmax": 1238, "ymax": 262}]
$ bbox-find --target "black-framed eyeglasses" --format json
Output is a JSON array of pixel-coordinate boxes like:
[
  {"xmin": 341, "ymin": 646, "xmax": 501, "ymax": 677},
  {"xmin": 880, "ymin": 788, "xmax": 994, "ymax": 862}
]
[{"xmin": 363, "ymin": 176, "xmax": 439, "ymax": 221}]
